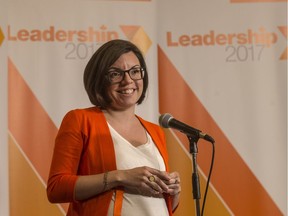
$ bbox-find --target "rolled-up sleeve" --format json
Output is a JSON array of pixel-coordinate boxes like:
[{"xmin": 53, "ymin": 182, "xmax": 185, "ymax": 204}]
[{"xmin": 46, "ymin": 110, "xmax": 84, "ymax": 203}]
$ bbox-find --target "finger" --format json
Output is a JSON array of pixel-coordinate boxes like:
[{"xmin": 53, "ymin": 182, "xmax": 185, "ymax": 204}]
[
  {"xmin": 168, "ymin": 171, "xmax": 177, "ymax": 178},
  {"xmin": 173, "ymin": 177, "xmax": 181, "ymax": 184},
  {"xmin": 146, "ymin": 183, "xmax": 165, "ymax": 197},
  {"xmin": 146, "ymin": 175, "xmax": 167, "ymax": 193},
  {"xmin": 164, "ymin": 177, "xmax": 180, "ymax": 185},
  {"xmin": 138, "ymin": 179, "xmax": 160, "ymax": 196},
  {"xmin": 166, "ymin": 184, "xmax": 181, "ymax": 195},
  {"xmin": 148, "ymin": 168, "xmax": 171, "ymax": 181},
  {"xmin": 167, "ymin": 183, "xmax": 180, "ymax": 190},
  {"xmin": 169, "ymin": 171, "xmax": 180, "ymax": 179}
]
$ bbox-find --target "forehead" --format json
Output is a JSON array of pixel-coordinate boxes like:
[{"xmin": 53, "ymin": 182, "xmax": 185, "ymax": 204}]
[{"xmin": 110, "ymin": 51, "xmax": 140, "ymax": 69}]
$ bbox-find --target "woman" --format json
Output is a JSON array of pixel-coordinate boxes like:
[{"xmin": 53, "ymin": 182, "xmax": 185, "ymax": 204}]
[{"xmin": 47, "ymin": 39, "xmax": 181, "ymax": 216}]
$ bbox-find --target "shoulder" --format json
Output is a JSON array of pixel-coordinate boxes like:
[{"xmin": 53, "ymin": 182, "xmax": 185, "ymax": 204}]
[
  {"xmin": 60, "ymin": 107, "xmax": 105, "ymax": 127},
  {"xmin": 66, "ymin": 106, "xmax": 101, "ymax": 116},
  {"xmin": 64, "ymin": 107, "xmax": 103, "ymax": 120}
]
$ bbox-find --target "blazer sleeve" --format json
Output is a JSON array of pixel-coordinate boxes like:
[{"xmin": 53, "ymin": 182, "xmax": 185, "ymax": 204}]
[{"xmin": 46, "ymin": 110, "xmax": 85, "ymax": 203}]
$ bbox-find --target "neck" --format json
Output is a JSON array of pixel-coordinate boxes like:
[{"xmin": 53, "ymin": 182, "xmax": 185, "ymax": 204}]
[{"xmin": 103, "ymin": 107, "xmax": 136, "ymax": 123}]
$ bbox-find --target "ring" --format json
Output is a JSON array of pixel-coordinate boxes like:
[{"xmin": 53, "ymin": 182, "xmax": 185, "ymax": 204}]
[{"xmin": 148, "ymin": 175, "xmax": 156, "ymax": 182}]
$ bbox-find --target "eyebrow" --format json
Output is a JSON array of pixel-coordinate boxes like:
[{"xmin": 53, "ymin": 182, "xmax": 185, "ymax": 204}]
[{"xmin": 108, "ymin": 65, "xmax": 141, "ymax": 71}]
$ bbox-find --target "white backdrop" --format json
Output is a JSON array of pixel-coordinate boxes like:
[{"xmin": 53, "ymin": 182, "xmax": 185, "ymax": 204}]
[
  {"xmin": 0, "ymin": 0, "xmax": 287, "ymax": 215},
  {"xmin": 158, "ymin": 1, "xmax": 287, "ymax": 212}
]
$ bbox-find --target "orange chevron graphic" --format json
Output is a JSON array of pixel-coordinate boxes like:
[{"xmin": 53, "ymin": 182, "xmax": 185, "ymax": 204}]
[
  {"xmin": 158, "ymin": 45, "xmax": 283, "ymax": 215},
  {"xmin": 165, "ymin": 129, "xmax": 232, "ymax": 216},
  {"xmin": 278, "ymin": 26, "xmax": 287, "ymax": 60},
  {"xmin": 8, "ymin": 58, "xmax": 58, "ymax": 183},
  {"xmin": 9, "ymin": 134, "xmax": 64, "ymax": 216},
  {"xmin": 8, "ymin": 58, "xmax": 68, "ymax": 214},
  {"xmin": 120, "ymin": 25, "xmax": 152, "ymax": 54},
  {"xmin": 0, "ymin": 27, "xmax": 4, "ymax": 46}
]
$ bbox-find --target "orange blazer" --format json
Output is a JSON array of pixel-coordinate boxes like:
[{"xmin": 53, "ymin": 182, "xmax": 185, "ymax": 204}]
[{"xmin": 47, "ymin": 107, "xmax": 173, "ymax": 215}]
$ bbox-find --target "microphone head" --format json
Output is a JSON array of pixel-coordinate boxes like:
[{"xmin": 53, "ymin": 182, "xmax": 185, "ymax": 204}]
[{"xmin": 159, "ymin": 113, "xmax": 173, "ymax": 128}]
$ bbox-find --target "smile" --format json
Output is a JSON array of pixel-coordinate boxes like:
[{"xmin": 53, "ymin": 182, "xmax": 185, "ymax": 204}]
[{"xmin": 118, "ymin": 88, "xmax": 135, "ymax": 94}]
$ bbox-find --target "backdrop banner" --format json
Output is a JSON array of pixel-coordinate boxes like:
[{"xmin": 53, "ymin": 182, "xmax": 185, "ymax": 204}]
[
  {"xmin": 0, "ymin": 1, "xmax": 9, "ymax": 216},
  {"xmin": 1, "ymin": 0, "xmax": 287, "ymax": 215}
]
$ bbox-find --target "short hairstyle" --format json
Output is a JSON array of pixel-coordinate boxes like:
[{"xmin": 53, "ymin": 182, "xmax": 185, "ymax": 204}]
[{"xmin": 83, "ymin": 39, "xmax": 149, "ymax": 109}]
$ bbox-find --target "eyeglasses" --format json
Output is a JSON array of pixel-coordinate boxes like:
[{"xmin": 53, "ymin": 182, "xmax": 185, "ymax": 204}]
[{"xmin": 106, "ymin": 66, "xmax": 145, "ymax": 84}]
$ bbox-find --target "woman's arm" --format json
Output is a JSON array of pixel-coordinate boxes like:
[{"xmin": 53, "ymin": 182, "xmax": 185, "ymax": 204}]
[
  {"xmin": 74, "ymin": 170, "xmax": 118, "ymax": 200},
  {"xmin": 74, "ymin": 167, "xmax": 172, "ymax": 201}
]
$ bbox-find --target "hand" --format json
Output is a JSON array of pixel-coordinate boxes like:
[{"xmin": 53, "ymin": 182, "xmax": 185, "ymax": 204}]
[
  {"xmin": 164, "ymin": 171, "xmax": 181, "ymax": 196},
  {"xmin": 119, "ymin": 166, "xmax": 171, "ymax": 197}
]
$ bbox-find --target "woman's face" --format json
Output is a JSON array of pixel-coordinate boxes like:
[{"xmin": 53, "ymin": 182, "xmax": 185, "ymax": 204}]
[{"xmin": 106, "ymin": 51, "xmax": 144, "ymax": 111}]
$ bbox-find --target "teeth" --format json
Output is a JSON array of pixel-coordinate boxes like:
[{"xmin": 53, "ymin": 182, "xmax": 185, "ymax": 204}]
[{"xmin": 120, "ymin": 89, "xmax": 134, "ymax": 94}]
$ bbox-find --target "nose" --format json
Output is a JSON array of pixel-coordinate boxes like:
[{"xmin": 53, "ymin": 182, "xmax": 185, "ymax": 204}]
[{"xmin": 122, "ymin": 71, "xmax": 133, "ymax": 83}]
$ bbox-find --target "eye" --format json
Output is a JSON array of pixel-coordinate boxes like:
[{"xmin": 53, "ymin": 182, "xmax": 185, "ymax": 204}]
[
  {"xmin": 130, "ymin": 68, "xmax": 141, "ymax": 75},
  {"xmin": 108, "ymin": 71, "xmax": 122, "ymax": 79}
]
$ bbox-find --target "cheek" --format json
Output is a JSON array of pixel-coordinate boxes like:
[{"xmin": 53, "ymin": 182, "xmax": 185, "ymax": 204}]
[
  {"xmin": 139, "ymin": 81, "xmax": 144, "ymax": 92},
  {"xmin": 105, "ymin": 86, "xmax": 114, "ymax": 99}
]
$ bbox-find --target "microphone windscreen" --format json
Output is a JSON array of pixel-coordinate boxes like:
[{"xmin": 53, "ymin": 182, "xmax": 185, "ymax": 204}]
[{"xmin": 159, "ymin": 113, "xmax": 173, "ymax": 128}]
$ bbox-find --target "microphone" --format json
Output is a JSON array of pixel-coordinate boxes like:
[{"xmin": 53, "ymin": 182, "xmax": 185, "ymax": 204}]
[{"xmin": 159, "ymin": 113, "xmax": 215, "ymax": 143}]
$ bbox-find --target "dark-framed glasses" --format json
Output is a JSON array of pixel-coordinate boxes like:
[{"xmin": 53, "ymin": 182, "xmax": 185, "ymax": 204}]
[{"xmin": 106, "ymin": 66, "xmax": 145, "ymax": 84}]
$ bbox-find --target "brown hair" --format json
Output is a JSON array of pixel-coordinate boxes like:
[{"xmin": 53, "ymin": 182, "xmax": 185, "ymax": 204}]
[{"xmin": 83, "ymin": 39, "xmax": 148, "ymax": 109}]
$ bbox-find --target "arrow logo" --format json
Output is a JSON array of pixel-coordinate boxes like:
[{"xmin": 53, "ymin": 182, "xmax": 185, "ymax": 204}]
[{"xmin": 0, "ymin": 27, "xmax": 4, "ymax": 46}]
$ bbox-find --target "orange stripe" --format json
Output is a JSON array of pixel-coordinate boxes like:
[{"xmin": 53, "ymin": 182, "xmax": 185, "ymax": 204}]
[
  {"xmin": 8, "ymin": 58, "xmax": 69, "ymax": 213},
  {"xmin": 8, "ymin": 57, "xmax": 57, "ymax": 183},
  {"xmin": 113, "ymin": 190, "xmax": 124, "ymax": 216},
  {"xmin": 9, "ymin": 134, "xmax": 64, "ymax": 216},
  {"xmin": 278, "ymin": 26, "xmax": 287, "ymax": 38},
  {"xmin": 278, "ymin": 26, "xmax": 288, "ymax": 60},
  {"xmin": 165, "ymin": 130, "xmax": 231, "ymax": 216},
  {"xmin": 158, "ymin": 46, "xmax": 282, "ymax": 215}
]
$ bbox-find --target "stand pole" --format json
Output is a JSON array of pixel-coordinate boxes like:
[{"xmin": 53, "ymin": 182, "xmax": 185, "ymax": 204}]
[{"xmin": 189, "ymin": 135, "xmax": 201, "ymax": 216}]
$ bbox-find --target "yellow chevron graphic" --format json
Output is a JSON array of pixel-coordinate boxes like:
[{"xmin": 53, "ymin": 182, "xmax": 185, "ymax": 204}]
[
  {"xmin": 0, "ymin": 27, "xmax": 4, "ymax": 46},
  {"xmin": 120, "ymin": 25, "xmax": 152, "ymax": 54}
]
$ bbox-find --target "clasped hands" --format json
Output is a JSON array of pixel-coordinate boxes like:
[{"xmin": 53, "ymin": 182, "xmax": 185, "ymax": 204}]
[{"xmin": 122, "ymin": 166, "xmax": 181, "ymax": 198}]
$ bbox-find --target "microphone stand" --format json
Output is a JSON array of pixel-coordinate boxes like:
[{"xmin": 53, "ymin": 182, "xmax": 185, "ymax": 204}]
[{"xmin": 188, "ymin": 135, "xmax": 201, "ymax": 216}]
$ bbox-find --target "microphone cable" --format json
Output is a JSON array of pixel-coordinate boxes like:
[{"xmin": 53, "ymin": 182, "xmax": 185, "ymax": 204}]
[{"xmin": 200, "ymin": 139, "xmax": 215, "ymax": 216}]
